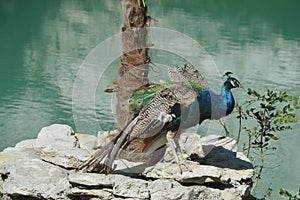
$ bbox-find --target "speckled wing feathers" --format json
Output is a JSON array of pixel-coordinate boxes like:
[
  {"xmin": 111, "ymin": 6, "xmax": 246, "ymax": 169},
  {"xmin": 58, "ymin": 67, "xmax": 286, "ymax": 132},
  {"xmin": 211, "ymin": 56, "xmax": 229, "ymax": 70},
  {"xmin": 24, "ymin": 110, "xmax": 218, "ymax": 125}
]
[
  {"xmin": 128, "ymin": 87, "xmax": 179, "ymax": 140},
  {"xmin": 168, "ymin": 64, "xmax": 208, "ymax": 87}
]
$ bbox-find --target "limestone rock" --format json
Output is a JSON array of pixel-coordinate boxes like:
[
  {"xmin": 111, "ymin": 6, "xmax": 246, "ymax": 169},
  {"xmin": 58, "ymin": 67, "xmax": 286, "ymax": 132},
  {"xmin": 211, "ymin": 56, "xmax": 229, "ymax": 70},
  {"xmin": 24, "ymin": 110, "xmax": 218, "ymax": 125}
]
[
  {"xmin": 68, "ymin": 171, "xmax": 116, "ymax": 187},
  {"xmin": 15, "ymin": 139, "xmax": 36, "ymax": 148},
  {"xmin": 34, "ymin": 124, "xmax": 79, "ymax": 148},
  {"xmin": 69, "ymin": 187, "xmax": 112, "ymax": 199},
  {"xmin": 0, "ymin": 125, "xmax": 254, "ymax": 199},
  {"xmin": 0, "ymin": 154, "xmax": 23, "ymax": 174},
  {"xmin": 1, "ymin": 158, "xmax": 71, "ymax": 199},
  {"xmin": 1, "ymin": 147, "xmax": 41, "ymax": 160},
  {"xmin": 148, "ymin": 179, "xmax": 194, "ymax": 200},
  {"xmin": 113, "ymin": 176, "xmax": 149, "ymax": 199},
  {"xmin": 182, "ymin": 134, "xmax": 238, "ymax": 158},
  {"xmin": 113, "ymin": 159, "xmax": 147, "ymax": 174},
  {"xmin": 143, "ymin": 161, "xmax": 253, "ymax": 185},
  {"xmin": 195, "ymin": 146, "xmax": 253, "ymax": 170},
  {"xmin": 193, "ymin": 186, "xmax": 228, "ymax": 200},
  {"xmin": 40, "ymin": 147, "xmax": 94, "ymax": 169},
  {"xmin": 76, "ymin": 133, "xmax": 98, "ymax": 150},
  {"xmin": 69, "ymin": 171, "xmax": 149, "ymax": 199}
]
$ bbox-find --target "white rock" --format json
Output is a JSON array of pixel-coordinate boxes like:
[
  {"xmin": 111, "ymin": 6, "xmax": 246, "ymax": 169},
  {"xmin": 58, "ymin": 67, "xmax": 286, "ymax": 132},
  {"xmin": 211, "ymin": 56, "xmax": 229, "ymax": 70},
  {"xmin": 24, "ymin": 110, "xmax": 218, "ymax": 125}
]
[
  {"xmin": 148, "ymin": 179, "xmax": 194, "ymax": 200},
  {"xmin": 1, "ymin": 158, "xmax": 71, "ymax": 199},
  {"xmin": 15, "ymin": 139, "xmax": 36, "ymax": 148},
  {"xmin": 193, "ymin": 185, "xmax": 249, "ymax": 200},
  {"xmin": 1, "ymin": 147, "xmax": 41, "ymax": 160},
  {"xmin": 70, "ymin": 187, "xmax": 112, "ymax": 199},
  {"xmin": 0, "ymin": 126, "xmax": 254, "ymax": 200},
  {"xmin": 76, "ymin": 133, "xmax": 97, "ymax": 150},
  {"xmin": 183, "ymin": 134, "xmax": 237, "ymax": 158},
  {"xmin": 34, "ymin": 124, "xmax": 78, "ymax": 148},
  {"xmin": 193, "ymin": 186, "xmax": 224, "ymax": 200},
  {"xmin": 40, "ymin": 147, "xmax": 95, "ymax": 169},
  {"xmin": 113, "ymin": 175, "xmax": 149, "ymax": 199},
  {"xmin": 69, "ymin": 172, "xmax": 149, "ymax": 199},
  {"xmin": 144, "ymin": 161, "xmax": 253, "ymax": 185},
  {"xmin": 113, "ymin": 159, "xmax": 147, "ymax": 174},
  {"xmin": 68, "ymin": 171, "xmax": 116, "ymax": 187}
]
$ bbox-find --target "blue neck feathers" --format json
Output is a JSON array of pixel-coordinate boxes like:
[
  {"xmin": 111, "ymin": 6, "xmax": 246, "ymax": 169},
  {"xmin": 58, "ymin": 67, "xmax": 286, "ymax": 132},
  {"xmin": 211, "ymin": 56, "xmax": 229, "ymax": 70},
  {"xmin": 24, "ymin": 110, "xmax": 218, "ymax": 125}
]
[
  {"xmin": 181, "ymin": 78, "xmax": 239, "ymax": 127},
  {"xmin": 221, "ymin": 85, "xmax": 235, "ymax": 115}
]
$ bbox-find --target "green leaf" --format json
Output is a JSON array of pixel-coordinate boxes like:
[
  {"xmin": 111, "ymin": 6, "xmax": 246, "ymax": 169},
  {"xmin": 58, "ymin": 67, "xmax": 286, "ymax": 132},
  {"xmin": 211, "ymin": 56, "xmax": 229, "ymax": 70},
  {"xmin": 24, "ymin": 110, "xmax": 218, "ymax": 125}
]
[{"xmin": 267, "ymin": 134, "xmax": 279, "ymax": 140}]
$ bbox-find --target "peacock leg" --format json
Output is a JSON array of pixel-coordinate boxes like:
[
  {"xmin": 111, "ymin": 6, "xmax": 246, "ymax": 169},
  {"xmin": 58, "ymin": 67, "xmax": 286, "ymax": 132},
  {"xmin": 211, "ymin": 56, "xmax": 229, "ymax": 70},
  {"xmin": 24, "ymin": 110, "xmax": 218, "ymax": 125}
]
[
  {"xmin": 166, "ymin": 131, "xmax": 189, "ymax": 173},
  {"xmin": 174, "ymin": 133, "xmax": 184, "ymax": 164}
]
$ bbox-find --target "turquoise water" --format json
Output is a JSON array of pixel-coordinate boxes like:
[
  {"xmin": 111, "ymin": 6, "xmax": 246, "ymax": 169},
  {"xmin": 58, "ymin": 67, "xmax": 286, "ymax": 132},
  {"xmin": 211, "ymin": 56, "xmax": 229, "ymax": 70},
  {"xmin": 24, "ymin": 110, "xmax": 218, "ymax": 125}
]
[{"xmin": 1, "ymin": 0, "xmax": 299, "ymax": 198}]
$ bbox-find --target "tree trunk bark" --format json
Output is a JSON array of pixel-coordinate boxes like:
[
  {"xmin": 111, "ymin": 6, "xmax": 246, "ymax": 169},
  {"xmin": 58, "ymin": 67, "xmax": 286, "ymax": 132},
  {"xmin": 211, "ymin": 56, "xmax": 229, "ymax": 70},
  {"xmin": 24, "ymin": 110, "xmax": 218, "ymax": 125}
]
[{"xmin": 116, "ymin": 0, "xmax": 150, "ymax": 130}]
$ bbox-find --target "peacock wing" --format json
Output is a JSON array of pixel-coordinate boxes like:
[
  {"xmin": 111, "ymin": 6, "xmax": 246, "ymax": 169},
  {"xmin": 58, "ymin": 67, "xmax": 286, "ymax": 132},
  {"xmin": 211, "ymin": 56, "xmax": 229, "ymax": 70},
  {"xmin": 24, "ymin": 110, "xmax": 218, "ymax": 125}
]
[{"xmin": 128, "ymin": 87, "xmax": 179, "ymax": 141}]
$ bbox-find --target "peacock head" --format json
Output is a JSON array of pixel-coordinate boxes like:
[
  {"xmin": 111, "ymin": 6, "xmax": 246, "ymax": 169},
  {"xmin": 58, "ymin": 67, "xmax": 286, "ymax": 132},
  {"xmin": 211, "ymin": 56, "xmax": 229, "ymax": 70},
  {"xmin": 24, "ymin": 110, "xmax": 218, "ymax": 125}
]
[{"xmin": 223, "ymin": 72, "xmax": 243, "ymax": 90}]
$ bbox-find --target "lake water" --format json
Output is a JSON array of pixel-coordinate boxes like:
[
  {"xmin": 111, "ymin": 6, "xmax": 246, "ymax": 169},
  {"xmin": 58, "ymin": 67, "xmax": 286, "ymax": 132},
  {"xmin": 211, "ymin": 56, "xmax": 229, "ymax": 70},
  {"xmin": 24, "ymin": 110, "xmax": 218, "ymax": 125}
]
[{"xmin": 0, "ymin": 0, "xmax": 299, "ymax": 198}]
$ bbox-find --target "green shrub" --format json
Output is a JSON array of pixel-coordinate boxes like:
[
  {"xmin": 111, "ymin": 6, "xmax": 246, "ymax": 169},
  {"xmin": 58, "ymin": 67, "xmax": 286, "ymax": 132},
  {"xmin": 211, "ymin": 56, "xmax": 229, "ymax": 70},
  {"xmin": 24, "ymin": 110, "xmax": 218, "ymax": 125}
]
[
  {"xmin": 230, "ymin": 88, "xmax": 299, "ymax": 198},
  {"xmin": 280, "ymin": 188, "xmax": 300, "ymax": 200}
]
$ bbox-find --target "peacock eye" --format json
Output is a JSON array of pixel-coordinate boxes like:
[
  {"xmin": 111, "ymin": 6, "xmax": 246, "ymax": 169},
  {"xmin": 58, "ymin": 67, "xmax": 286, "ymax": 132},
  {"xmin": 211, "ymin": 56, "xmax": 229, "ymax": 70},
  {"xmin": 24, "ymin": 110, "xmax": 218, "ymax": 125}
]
[
  {"xmin": 137, "ymin": 99, "xmax": 142, "ymax": 104},
  {"xmin": 128, "ymin": 99, "xmax": 133, "ymax": 104}
]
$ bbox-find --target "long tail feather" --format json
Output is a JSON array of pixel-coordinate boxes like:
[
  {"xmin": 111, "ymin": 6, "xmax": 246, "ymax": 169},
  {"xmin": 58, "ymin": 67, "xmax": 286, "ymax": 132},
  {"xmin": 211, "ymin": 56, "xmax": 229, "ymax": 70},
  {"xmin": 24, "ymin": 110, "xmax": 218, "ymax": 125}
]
[
  {"xmin": 79, "ymin": 146, "xmax": 111, "ymax": 172},
  {"xmin": 79, "ymin": 116, "xmax": 140, "ymax": 173},
  {"xmin": 102, "ymin": 116, "xmax": 140, "ymax": 174}
]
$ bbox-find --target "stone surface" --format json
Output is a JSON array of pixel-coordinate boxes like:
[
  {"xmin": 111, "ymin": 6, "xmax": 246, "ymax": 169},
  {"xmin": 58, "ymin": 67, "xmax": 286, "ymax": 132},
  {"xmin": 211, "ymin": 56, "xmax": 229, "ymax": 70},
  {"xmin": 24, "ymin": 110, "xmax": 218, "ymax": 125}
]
[
  {"xmin": 113, "ymin": 159, "xmax": 147, "ymax": 174},
  {"xmin": 143, "ymin": 161, "xmax": 253, "ymax": 185},
  {"xmin": 15, "ymin": 139, "xmax": 36, "ymax": 148},
  {"xmin": 143, "ymin": 133, "xmax": 253, "ymax": 186},
  {"xmin": 1, "ymin": 158, "xmax": 71, "ymax": 199},
  {"xmin": 113, "ymin": 176, "xmax": 149, "ymax": 199},
  {"xmin": 0, "ymin": 125, "xmax": 254, "ymax": 199},
  {"xmin": 0, "ymin": 154, "xmax": 22, "ymax": 174},
  {"xmin": 40, "ymin": 147, "xmax": 94, "ymax": 169},
  {"xmin": 68, "ymin": 171, "xmax": 116, "ymax": 187},
  {"xmin": 70, "ymin": 187, "xmax": 112, "ymax": 199},
  {"xmin": 183, "ymin": 134, "xmax": 238, "ymax": 157},
  {"xmin": 193, "ymin": 184, "xmax": 250, "ymax": 200},
  {"xmin": 148, "ymin": 179, "xmax": 194, "ymax": 200},
  {"xmin": 34, "ymin": 124, "xmax": 78, "ymax": 148},
  {"xmin": 193, "ymin": 186, "xmax": 228, "ymax": 200},
  {"xmin": 76, "ymin": 133, "xmax": 98, "ymax": 150},
  {"xmin": 1, "ymin": 147, "xmax": 41, "ymax": 160},
  {"xmin": 69, "ymin": 172, "xmax": 149, "ymax": 199}
]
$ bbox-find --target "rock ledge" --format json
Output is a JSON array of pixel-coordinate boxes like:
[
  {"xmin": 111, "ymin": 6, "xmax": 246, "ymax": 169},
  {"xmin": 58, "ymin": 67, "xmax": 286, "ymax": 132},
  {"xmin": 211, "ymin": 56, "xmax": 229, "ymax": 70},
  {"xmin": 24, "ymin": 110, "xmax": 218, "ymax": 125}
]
[{"xmin": 0, "ymin": 124, "xmax": 253, "ymax": 200}]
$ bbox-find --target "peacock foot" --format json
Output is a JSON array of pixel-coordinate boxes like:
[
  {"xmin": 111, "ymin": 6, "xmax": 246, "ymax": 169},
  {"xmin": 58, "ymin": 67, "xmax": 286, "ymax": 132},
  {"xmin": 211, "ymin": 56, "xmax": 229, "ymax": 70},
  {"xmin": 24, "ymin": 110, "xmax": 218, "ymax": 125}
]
[{"xmin": 177, "ymin": 160, "xmax": 193, "ymax": 174}]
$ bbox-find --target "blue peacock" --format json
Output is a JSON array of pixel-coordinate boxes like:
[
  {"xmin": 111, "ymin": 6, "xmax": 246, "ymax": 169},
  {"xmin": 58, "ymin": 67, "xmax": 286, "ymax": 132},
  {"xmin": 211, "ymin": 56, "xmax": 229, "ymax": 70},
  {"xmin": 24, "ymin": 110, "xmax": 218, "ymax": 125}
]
[{"xmin": 80, "ymin": 65, "xmax": 243, "ymax": 174}]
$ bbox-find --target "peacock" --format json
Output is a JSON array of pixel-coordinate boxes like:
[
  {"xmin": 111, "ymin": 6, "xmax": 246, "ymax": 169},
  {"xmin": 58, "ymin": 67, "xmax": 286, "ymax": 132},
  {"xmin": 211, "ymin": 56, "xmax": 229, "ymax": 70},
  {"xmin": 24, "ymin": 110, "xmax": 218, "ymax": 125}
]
[{"xmin": 79, "ymin": 65, "xmax": 243, "ymax": 174}]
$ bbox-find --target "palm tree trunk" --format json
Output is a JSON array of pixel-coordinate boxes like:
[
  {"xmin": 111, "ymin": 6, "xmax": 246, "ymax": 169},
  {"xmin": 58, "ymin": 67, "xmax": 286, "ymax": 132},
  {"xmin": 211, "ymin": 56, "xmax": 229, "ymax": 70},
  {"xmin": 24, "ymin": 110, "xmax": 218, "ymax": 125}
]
[{"xmin": 116, "ymin": 0, "xmax": 150, "ymax": 130}]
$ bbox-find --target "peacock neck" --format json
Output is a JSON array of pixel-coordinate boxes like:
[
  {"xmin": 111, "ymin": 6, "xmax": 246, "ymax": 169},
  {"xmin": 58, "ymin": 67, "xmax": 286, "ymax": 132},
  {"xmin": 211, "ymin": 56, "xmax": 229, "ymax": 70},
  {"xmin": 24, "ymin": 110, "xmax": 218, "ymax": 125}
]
[{"xmin": 221, "ymin": 85, "xmax": 235, "ymax": 115}]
